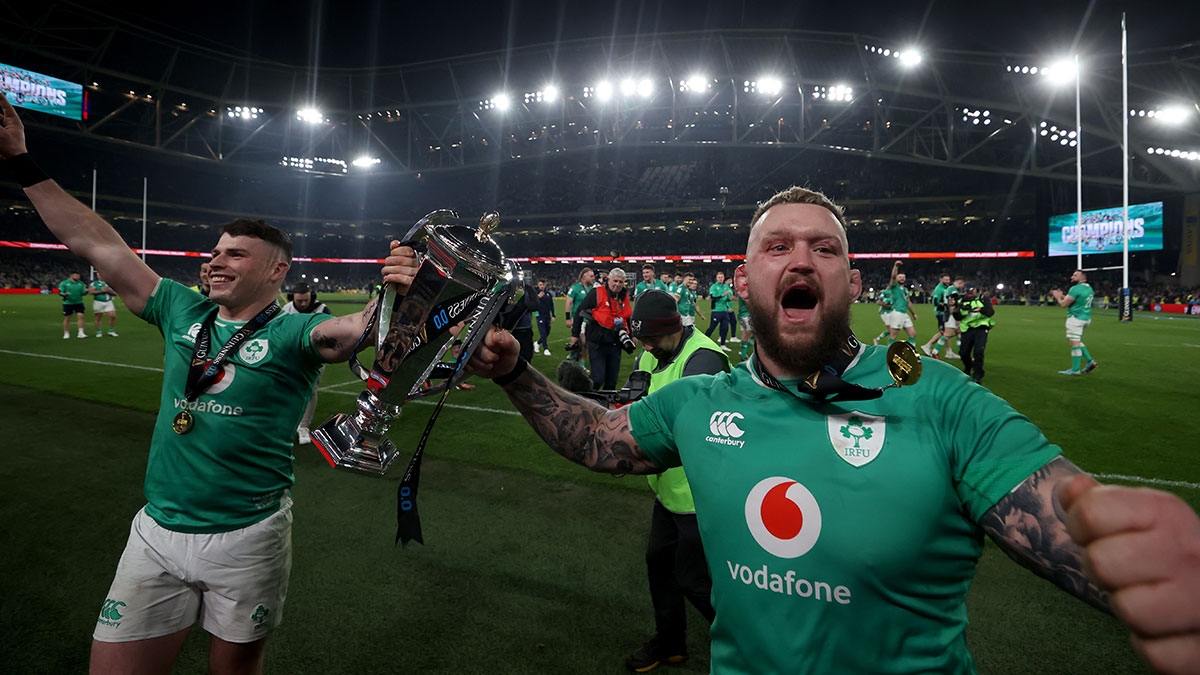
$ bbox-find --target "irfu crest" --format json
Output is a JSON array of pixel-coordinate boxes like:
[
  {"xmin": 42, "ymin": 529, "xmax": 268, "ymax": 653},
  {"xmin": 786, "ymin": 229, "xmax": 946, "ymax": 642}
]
[{"xmin": 826, "ymin": 411, "xmax": 886, "ymax": 467}]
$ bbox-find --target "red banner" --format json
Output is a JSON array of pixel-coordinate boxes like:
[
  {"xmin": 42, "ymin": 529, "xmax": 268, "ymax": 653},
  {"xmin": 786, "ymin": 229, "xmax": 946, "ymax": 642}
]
[
  {"xmin": 1150, "ymin": 303, "xmax": 1200, "ymax": 315},
  {"xmin": 0, "ymin": 240, "xmax": 1035, "ymax": 264}
]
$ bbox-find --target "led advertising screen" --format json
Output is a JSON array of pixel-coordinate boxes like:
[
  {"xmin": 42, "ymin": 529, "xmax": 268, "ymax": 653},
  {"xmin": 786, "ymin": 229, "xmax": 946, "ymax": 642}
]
[
  {"xmin": 0, "ymin": 63, "xmax": 86, "ymax": 120},
  {"xmin": 1048, "ymin": 201, "xmax": 1164, "ymax": 257}
]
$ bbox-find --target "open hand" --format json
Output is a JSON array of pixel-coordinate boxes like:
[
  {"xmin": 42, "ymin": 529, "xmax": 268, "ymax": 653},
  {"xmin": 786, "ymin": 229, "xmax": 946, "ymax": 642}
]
[{"xmin": 0, "ymin": 93, "xmax": 29, "ymax": 159}]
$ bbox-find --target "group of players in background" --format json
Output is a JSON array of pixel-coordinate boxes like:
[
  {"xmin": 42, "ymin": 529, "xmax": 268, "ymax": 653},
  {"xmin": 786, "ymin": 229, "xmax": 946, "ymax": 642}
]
[
  {"xmin": 558, "ymin": 263, "xmax": 759, "ymax": 364},
  {"xmin": 55, "ymin": 258, "xmax": 1101, "ymax": 388}
]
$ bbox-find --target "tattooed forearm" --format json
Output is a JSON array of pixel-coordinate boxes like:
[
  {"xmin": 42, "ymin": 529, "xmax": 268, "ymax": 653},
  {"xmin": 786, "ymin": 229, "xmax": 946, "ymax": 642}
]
[
  {"xmin": 979, "ymin": 456, "xmax": 1112, "ymax": 613},
  {"xmin": 502, "ymin": 366, "xmax": 658, "ymax": 475}
]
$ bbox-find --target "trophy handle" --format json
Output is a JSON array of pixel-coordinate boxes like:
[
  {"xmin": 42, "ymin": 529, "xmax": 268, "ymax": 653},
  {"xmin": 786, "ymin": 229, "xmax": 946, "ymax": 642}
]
[{"xmin": 346, "ymin": 209, "xmax": 462, "ymax": 383}]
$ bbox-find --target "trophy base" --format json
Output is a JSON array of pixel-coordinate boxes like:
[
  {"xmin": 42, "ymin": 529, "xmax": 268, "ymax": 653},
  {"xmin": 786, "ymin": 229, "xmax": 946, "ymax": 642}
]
[{"xmin": 312, "ymin": 412, "xmax": 401, "ymax": 475}]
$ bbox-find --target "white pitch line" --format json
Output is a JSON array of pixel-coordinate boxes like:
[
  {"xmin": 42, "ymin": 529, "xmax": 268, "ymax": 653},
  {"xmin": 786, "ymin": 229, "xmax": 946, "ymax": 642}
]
[
  {"xmin": 0, "ymin": 349, "xmax": 163, "ymax": 372},
  {"xmin": 1092, "ymin": 473, "xmax": 1200, "ymax": 490},
  {"xmin": 2, "ymin": 348, "xmax": 1195, "ymax": 481}
]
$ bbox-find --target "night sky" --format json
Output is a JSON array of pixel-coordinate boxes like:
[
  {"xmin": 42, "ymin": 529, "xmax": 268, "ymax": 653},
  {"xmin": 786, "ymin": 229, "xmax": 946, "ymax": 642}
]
[{"xmin": 92, "ymin": 0, "xmax": 1199, "ymax": 69}]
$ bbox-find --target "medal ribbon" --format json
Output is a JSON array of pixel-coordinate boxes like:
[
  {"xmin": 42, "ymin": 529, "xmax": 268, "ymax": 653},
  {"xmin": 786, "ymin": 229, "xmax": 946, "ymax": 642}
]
[
  {"xmin": 749, "ymin": 333, "xmax": 886, "ymax": 403},
  {"xmin": 184, "ymin": 301, "xmax": 281, "ymax": 402}
]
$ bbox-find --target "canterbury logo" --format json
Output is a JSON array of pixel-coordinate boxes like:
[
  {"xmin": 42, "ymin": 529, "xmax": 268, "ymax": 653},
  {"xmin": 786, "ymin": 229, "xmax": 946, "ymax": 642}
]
[
  {"xmin": 100, "ymin": 598, "xmax": 126, "ymax": 621},
  {"xmin": 709, "ymin": 412, "xmax": 745, "ymax": 438}
]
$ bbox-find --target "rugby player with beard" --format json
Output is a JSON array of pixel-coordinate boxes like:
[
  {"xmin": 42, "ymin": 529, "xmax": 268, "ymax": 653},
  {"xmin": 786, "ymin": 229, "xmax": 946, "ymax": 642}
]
[{"xmin": 450, "ymin": 185, "xmax": 1200, "ymax": 674}]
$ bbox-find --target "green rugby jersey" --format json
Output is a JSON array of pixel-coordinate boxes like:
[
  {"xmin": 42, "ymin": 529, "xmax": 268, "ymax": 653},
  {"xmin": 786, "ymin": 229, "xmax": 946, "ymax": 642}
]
[
  {"xmin": 59, "ymin": 278, "xmax": 86, "ymax": 304},
  {"xmin": 567, "ymin": 282, "xmax": 590, "ymax": 313},
  {"xmin": 932, "ymin": 283, "xmax": 948, "ymax": 314},
  {"xmin": 139, "ymin": 279, "xmax": 334, "ymax": 533},
  {"xmin": 90, "ymin": 279, "xmax": 114, "ymax": 303},
  {"xmin": 677, "ymin": 287, "xmax": 698, "ymax": 317},
  {"xmin": 888, "ymin": 283, "xmax": 909, "ymax": 314},
  {"xmin": 627, "ymin": 348, "xmax": 1060, "ymax": 674},
  {"xmin": 1067, "ymin": 283, "xmax": 1094, "ymax": 321},
  {"xmin": 710, "ymin": 282, "xmax": 733, "ymax": 312},
  {"xmin": 737, "ymin": 297, "xmax": 750, "ymax": 318},
  {"xmin": 634, "ymin": 279, "xmax": 668, "ymax": 301}
]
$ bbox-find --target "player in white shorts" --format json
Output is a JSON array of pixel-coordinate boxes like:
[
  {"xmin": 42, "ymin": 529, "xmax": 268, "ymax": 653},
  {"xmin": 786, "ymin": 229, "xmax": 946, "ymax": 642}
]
[
  {"xmin": 94, "ymin": 497, "xmax": 293, "ymax": 644},
  {"xmin": 91, "ymin": 274, "xmax": 119, "ymax": 337}
]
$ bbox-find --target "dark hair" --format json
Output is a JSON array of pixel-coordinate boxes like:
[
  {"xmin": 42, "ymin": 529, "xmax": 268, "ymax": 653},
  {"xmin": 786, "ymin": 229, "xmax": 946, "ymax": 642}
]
[
  {"xmin": 642, "ymin": 263, "xmax": 655, "ymax": 272},
  {"xmin": 292, "ymin": 282, "xmax": 313, "ymax": 295},
  {"xmin": 220, "ymin": 219, "xmax": 292, "ymax": 262}
]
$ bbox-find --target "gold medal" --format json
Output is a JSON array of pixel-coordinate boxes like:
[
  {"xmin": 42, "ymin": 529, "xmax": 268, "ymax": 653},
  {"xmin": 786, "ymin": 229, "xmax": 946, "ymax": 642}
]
[
  {"xmin": 172, "ymin": 410, "xmax": 195, "ymax": 435},
  {"xmin": 885, "ymin": 341, "xmax": 923, "ymax": 387}
]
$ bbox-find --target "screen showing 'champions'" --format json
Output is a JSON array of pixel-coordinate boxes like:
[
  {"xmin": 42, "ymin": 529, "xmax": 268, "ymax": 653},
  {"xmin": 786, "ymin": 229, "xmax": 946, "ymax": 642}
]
[{"xmin": 1048, "ymin": 201, "xmax": 1164, "ymax": 257}]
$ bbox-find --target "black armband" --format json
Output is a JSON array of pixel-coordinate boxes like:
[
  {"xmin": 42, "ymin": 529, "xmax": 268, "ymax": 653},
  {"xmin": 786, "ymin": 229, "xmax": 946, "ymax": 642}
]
[
  {"xmin": 4, "ymin": 153, "xmax": 50, "ymax": 188},
  {"xmin": 493, "ymin": 357, "xmax": 529, "ymax": 387},
  {"xmin": 565, "ymin": 311, "xmax": 571, "ymax": 319}
]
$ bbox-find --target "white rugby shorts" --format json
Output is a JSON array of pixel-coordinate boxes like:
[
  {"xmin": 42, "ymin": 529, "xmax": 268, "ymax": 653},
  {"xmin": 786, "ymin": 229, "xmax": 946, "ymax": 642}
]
[
  {"xmin": 93, "ymin": 496, "xmax": 293, "ymax": 643},
  {"xmin": 680, "ymin": 315, "xmax": 695, "ymax": 327},
  {"xmin": 93, "ymin": 300, "xmax": 116, "ymax": 314},
  {"xmin": 944, "ymin": 316, "xmax": 958, "ymax": 330},
  {"xmin": 1065, "ymin": 316, "xmax": 1091, "ymax": 341},
  {"xmin": 886, "ymin": 310, "xmax": 914, "ymax": 330}
]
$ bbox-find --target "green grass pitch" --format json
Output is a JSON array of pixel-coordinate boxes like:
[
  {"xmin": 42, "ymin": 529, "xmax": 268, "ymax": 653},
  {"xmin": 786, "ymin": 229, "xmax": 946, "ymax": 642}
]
[{"xmin": 1, "ymin": 291, "xmax": 1197, "ymax": 674}]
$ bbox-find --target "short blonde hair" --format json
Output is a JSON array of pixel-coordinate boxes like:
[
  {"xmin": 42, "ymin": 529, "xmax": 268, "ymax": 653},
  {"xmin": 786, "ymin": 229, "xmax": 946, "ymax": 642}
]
[{"xmin": 751, "ymin": 186, "xmax": 848, "ymax": 231}]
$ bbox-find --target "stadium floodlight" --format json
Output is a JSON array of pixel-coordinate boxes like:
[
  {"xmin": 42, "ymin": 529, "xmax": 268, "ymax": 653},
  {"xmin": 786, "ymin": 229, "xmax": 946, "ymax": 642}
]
[
  {"xmin": 543, "ymin": 85, "xmax": 559, "ymax": 102},
  {"xmin": 681, "ymin": 74, "xmax": 710, "ymax": 93},
  {"xmin": 636, "ymin": 78, "xmax": 654, "ymax": 98},
  {"xmin": 226, "ymin": 106, "xmax": 262, "ymax": 120},
  {"xmin": 595, "ymin": 81, "xmax": 614, "ymax": 102},
  {"xmin": 898, "ymin": 49, "xmax": 923, "ymax": 67},
  {"xmin": 758, "ymin": 77, "xmax": 783, "ymax": 96},
  {"xmin": 1157, "ymin": 106, "xmax": 1189, "ymax": 124},
  {"xmin": 1044, "ymin": 58, "xmax": 1077, "ymax": 85},
  {"xmin": 296, "ymin": 108, "xmax": 324, "ymax": 124},
  {"xmin": 351, "ymin": 156, "xmax": 381, "ymax": 168},
  {"xmin": 996, "ymin": 283, "xmax": 1005, "ymax": 290},
  {"xmin": 492, "ymin": 93, "xmax": 511, "ymax": 111},
  {"xmin": 620, "ymin": 78, "xmax": 637, "ymax": 97}
]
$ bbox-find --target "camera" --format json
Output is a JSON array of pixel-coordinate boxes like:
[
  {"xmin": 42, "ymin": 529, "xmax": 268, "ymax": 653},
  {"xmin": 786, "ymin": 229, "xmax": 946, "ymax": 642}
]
[
  {"xmin": 613, "ymin": 317, "xmax": 636, "ymax": 354},
  {"xmin": 581, "ymin": 370, "xmax": 650, "ymax": 407},
  {"xmin": 616, "ymin": 325, "xmax": 636, "ymax": 354}
]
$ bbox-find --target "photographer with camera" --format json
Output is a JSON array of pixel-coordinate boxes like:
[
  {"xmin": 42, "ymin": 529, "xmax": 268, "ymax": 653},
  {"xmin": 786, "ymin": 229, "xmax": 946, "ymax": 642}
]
[
  {"xmin": 623, "ymin": 289, "xmax": 729, "ymax": 672},
  {"xmin": 569, "ymin": 267, "xmax": 635, "ymax": 390}
]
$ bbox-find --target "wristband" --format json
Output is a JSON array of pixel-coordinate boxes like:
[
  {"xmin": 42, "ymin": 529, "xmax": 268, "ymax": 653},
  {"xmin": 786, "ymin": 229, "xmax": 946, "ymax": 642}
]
[
  {"xmin": 493, "ymin": 357, "xmax": 529, "ymax": 387},
  {"xmin": 5, "ymin": 153, "xmax": 49, "ymax": 188}
]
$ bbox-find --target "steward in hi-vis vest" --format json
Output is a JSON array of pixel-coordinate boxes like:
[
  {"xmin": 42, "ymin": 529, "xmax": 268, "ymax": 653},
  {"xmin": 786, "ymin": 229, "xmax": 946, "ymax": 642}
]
[{"xmin": 623, "ymin": 289, "xmax": 729, "ymax": 671}]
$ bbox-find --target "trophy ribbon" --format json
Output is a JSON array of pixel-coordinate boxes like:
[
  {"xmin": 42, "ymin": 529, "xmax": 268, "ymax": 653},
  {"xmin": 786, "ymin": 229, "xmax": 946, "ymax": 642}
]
[{"xmin": 395, "ymin": 283, "xmax": 515, "ymax": 547}]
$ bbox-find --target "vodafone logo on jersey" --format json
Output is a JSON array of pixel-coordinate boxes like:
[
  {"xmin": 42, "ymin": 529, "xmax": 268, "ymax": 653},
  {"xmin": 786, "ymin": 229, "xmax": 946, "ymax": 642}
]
[{"xmin": 744, "ymin": 477, "xmax": 822, "ymax": 559}]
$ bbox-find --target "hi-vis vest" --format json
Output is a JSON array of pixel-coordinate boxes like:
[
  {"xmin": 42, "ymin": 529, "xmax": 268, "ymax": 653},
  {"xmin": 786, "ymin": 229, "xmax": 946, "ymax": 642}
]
[
  {"xmin": 960, "ymin": 298, "xmax": 995, "ymax": 330},
  {"xmin": 638, "ymin": 329, "xmax": 729, "ymax": 513}
]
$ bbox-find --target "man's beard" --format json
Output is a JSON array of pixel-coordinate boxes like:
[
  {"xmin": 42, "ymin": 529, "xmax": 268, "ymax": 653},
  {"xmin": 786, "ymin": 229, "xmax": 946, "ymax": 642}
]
[{"xmin": 747, "ymin": 293, "xmax": 853, "ymax": 376}]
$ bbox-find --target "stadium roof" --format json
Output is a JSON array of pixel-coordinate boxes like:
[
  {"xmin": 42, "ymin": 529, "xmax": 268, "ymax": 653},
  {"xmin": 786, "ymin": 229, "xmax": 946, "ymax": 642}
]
[{"xmin": 2, "ymin": 1, "xmax": 1198, "ymax": 192}]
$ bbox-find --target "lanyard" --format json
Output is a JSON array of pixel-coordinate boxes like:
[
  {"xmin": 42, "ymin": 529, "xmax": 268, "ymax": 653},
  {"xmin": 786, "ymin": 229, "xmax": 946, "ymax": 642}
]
[
  {"xmin": 749, "ymin": 334, "xmax": 922, "ymax": 403},
  {"xmin": 184, "ymin": 301, "xmax": 280, "ymax": 402}
]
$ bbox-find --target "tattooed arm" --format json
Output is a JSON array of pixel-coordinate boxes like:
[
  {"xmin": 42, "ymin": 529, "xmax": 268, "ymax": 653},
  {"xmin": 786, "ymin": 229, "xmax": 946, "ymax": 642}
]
[
  {"xmin": 978, "ymin": 456, "xmax": 1112, "ymax": 612},
  {"xmin": 310, "ymin": 241, "xmax": 419, "ymax": 363},
  {"xmin": 467, "ymin": 326, "xmax": 660, "ymax": 474},
  {"xmin": 310, "ymin": 294, "xmax": 381, "ymax": 363}
]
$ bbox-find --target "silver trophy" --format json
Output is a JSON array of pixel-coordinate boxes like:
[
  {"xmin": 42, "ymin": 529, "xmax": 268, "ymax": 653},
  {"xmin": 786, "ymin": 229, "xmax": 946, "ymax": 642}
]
[{"xmin": 312, "ymin": 210, "xmax": 516, "ymax": 475}]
